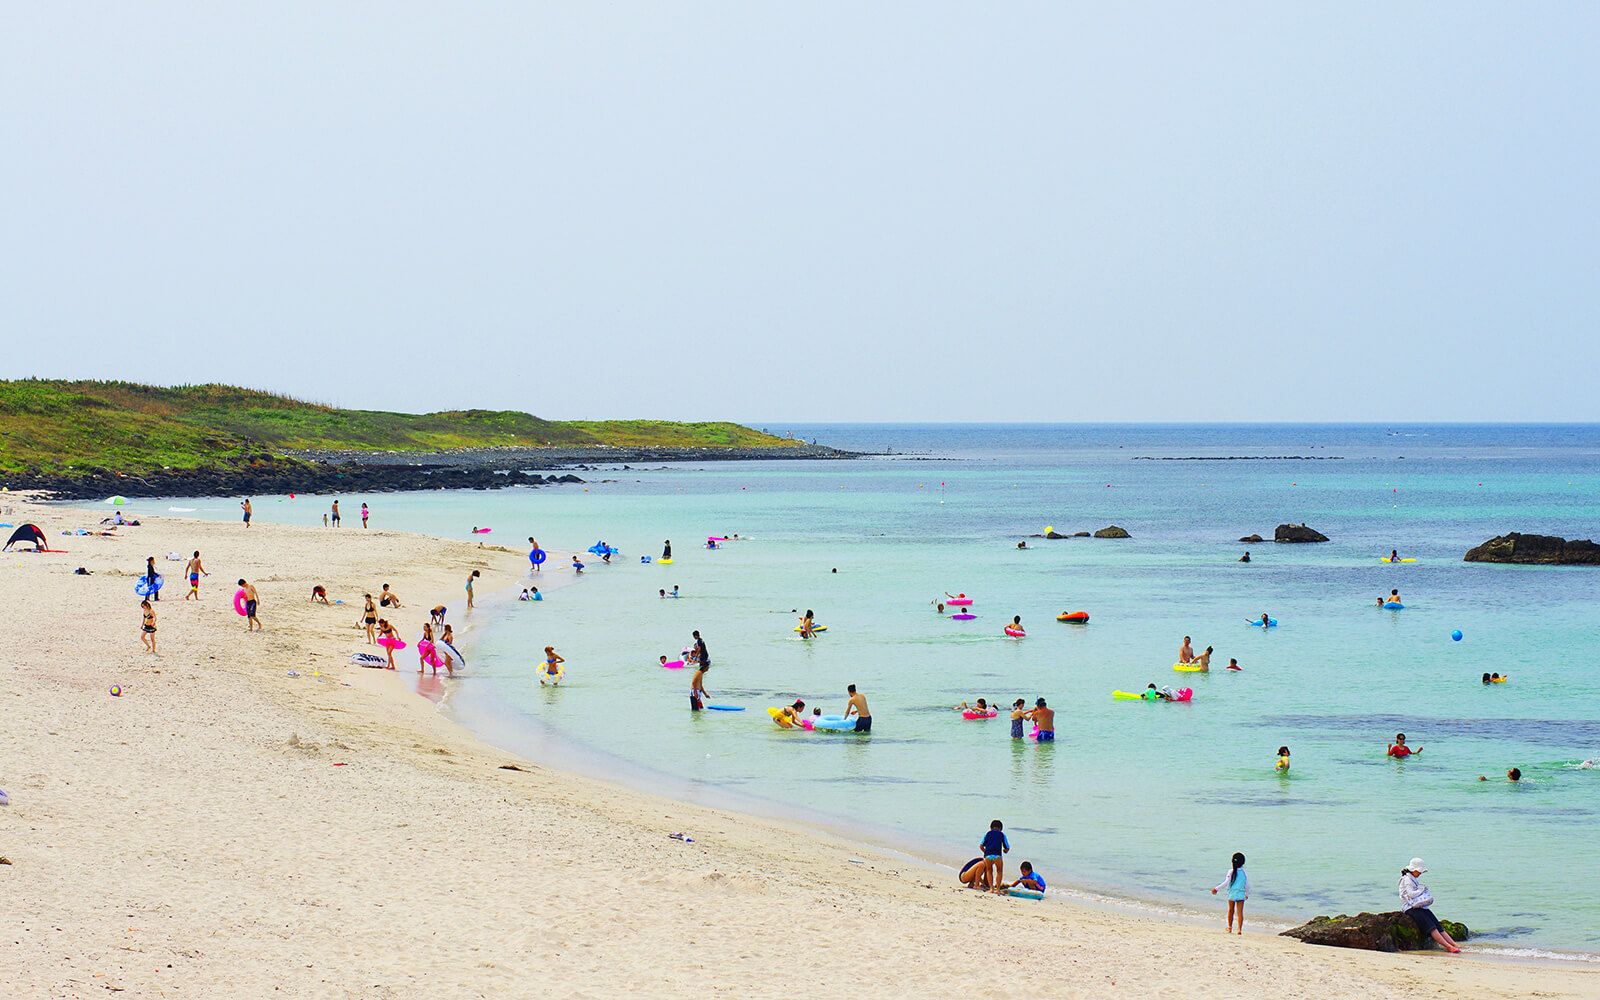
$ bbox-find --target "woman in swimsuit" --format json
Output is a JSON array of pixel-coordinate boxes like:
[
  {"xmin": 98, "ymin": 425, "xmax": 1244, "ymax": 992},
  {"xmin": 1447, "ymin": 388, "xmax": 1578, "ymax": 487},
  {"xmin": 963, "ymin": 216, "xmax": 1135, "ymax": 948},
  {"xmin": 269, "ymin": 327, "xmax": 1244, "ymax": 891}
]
[
  {"xmin": 140, "ymin": 599, "xmax": 157, "ymax": 653},
  {"xmin": 363, "ymin": 594, "xmax": 378, "ymax": 644},
  {"xmin": 543, "ymin": 646, "xmax": 565, "ymax": 683},
  {"xmin": 377, "ymin": 620, "xmax": 399, "ymax": 669}
]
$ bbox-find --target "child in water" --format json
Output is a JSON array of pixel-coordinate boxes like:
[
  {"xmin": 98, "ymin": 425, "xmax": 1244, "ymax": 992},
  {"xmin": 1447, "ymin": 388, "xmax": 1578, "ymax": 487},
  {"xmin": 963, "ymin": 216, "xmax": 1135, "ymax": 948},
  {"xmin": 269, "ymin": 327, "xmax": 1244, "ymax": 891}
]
[
  {"xmin": 1275, "ymin": 746, "xmax": 1291, "ymax": 773},
  {"xmin": 1212, "ymin": 852, "xmax": 1248, "ymax": 933}
]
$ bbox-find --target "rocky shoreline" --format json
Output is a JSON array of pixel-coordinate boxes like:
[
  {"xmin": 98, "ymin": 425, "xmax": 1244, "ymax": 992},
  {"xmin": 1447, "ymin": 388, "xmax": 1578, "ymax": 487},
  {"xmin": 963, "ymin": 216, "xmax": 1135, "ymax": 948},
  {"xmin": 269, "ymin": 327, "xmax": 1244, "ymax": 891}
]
[{"xmin": 4, "ymin": 442, "xmax": 858, "ymax": 501}]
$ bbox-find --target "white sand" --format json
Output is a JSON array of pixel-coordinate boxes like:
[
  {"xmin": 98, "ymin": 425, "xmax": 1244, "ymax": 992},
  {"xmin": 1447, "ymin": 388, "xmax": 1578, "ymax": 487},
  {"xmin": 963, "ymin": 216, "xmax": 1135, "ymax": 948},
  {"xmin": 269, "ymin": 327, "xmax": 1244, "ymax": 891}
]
[{"xmin": 1, "ymin": 496, "xmax": 1594, "ymax": 999}]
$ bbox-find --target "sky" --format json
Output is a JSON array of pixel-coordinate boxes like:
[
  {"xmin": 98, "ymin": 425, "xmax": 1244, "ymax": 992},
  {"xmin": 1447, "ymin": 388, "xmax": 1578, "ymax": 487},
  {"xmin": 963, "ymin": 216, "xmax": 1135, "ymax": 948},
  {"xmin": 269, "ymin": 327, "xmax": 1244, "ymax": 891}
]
[{"xmin": 4, "ymin": 3, "xmax": 1598, "ymax": 422}]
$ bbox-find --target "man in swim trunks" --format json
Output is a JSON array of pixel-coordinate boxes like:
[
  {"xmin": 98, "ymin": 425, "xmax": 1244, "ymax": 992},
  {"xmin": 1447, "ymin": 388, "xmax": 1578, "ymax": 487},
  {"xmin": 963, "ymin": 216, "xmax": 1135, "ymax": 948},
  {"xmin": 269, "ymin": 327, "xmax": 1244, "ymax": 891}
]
[
  {"xmin": 331, "ymin": 499, "xmax": 341, "ymax": 526},
  {"xmin": 1179, "ymin": 636, "xmax": 1195, "ymax": 664},
  {"xmin": 238, "ymin": 578, "xmax": 261, "ymax": 631},
  {"xmin": 379, "ymin": 584, "xmax": 403, "ymax": 609},
  {"xmin": 431, "ymin": 605, "xmax": 447, "ymax": 626},
  {"xmin": 241, "ymin": 498, "xmax": 252, "ymax": 527},
  {"xmin": 692, "ymin": 630, "xmax": 710, "ymax": 668},
  {"xmin": 1025, "ymin": 698, "xmax": 1055, "ymax": 740},
  {"xmin": 845, "ymin": 684, "xmax": 871, "ymax": 732},
  {"xmin": 184, "ymin": 550, "xmax": 207, "ymax": 600}
]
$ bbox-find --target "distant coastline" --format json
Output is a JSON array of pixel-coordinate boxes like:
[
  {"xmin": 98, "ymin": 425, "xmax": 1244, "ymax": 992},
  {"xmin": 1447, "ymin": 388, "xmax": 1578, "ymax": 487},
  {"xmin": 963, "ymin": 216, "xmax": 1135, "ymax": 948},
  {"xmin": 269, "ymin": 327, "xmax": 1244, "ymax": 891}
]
[{"xmin": 8, "ymin": 441, "xmax": 858, "ymax": 500}]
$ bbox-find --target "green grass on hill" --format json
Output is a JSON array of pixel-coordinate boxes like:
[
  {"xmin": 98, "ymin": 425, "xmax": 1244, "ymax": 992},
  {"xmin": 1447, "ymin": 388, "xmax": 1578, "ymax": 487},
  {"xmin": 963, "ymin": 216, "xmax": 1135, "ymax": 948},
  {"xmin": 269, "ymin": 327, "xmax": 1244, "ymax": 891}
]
[{"xmin": 0, "ymin": 379, "xmax": 798, "ymax": 474}]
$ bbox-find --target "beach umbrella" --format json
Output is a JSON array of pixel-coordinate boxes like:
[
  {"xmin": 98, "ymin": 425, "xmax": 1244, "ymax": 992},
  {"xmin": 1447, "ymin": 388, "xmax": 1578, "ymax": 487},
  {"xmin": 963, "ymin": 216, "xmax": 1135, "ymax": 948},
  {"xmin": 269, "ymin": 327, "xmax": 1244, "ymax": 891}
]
[{"xmin": 105, "ymin": 495, "xmax": 127, "ymax": 505}]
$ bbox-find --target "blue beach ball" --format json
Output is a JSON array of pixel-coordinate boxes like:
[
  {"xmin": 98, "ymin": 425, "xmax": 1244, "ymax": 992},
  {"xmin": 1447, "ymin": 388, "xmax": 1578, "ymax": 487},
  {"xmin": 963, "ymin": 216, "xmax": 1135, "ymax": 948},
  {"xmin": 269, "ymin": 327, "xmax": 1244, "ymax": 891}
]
[{"xmin": 1451, "ymin": 630, "xmax": 1463, "ymax": 642}]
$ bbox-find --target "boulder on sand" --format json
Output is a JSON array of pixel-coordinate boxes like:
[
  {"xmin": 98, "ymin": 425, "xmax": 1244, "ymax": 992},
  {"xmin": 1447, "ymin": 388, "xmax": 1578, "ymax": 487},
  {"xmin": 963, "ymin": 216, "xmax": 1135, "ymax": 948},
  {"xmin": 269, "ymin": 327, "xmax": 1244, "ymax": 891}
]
[
  {"xmin": 1274, "ymin": 523, "xmax": 1328, "ymax": 543},
  {"xmin": 1281, "ymin": 911, "xmax": 1469, "ymax": 953},
  {"xmin": 1093, "ymin": 525, "xmax": 1131, "ymax": 539},
  {"xmin": 1463, "ymin": 533, "xmax": 1600, "ymax": 565},
  {"xmin": 1239, "ymin": 534, "xmax": 1263, "ymax": 543}
]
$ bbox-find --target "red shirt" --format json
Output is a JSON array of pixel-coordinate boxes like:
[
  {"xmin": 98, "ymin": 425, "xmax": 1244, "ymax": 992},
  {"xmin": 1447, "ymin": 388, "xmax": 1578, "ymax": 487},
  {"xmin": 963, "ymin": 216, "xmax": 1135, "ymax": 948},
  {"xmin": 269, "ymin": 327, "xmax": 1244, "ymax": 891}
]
[{"xmin": 1388, "ymin": 744, "xmax": 1414, "ymax": 757}]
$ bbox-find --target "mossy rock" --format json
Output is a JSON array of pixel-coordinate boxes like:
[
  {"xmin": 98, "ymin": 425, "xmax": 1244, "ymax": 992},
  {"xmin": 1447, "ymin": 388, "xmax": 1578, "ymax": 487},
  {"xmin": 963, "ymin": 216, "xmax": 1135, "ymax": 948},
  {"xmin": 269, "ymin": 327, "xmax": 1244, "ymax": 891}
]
[{"xmin": 1281, "ymin": 911, "xmax": 1469, "ymax": 952}]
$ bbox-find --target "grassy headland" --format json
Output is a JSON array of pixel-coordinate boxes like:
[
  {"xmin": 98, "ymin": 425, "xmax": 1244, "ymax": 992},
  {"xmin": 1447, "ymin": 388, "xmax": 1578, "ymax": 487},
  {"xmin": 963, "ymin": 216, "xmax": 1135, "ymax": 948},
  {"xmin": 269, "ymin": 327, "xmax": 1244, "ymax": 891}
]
[{"xmin": 0, "ymin": 379, "xmax": 802, "ymax": 475}]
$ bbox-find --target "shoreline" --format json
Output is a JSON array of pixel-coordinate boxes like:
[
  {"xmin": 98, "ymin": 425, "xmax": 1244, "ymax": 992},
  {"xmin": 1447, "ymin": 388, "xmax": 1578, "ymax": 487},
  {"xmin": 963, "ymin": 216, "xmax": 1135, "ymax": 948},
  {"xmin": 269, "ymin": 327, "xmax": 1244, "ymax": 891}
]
[{"xmin": 4, "ymin": 497, "xmax": 1597, "ymax": 997}]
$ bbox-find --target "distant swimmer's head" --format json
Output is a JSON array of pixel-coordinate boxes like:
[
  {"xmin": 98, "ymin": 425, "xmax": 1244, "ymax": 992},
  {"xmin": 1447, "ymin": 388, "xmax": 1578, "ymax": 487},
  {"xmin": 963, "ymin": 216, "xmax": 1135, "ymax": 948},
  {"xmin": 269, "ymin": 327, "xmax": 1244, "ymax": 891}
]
[
  {"xmin": 793, "ymin": 700, "xmax": 805, "ymax": 711},
  {"xmin": 1395, "ymin": 733, "xmax": 1406, "ymax": 743},
  {"xmin": 1014, "ymin": 699, "xmax": 1026, "ymax": 709},
  {"xmin": 976, "ymin": 699, "xmax": 988, "ymax": 709},
  {"xmin": 1483, "ymin": 673, "xmax": 1492, "ymax": 684},
  {"xmin": 1035, "ymin": 698, "xmax": 1047, "ymax": 708},
  {"xmin": 1509, "ymin": 768, "xmax": 1522, "ymax": 781},
  {"xmin": 659, "ymin": 655, "xmax": 668, "ymax": 664},
  {"xmin": 847, "ymin": 684, "xmax": 857, "ymax": 694},
  {"xmin": 1184, "ymin": 636, "xmax": 1191, "ymax": 643},
  {"xmin": 1147, "ymin": 684, "xmax": 1158, "ymax": 691},
  {"xmin": 990, "ymin": 819, "xmax": 1003, "ymax": 830},
  {"xmin": 805, "ymin": 610, "xmax": 813, "ymax": 618},
  {"xmin": 1013, "ymin": 615, "xmax": 1022, "ymax": 625},
  {"xmin": 1205, "ymin": 646, "xmax": 1214, "ymax": 655}
]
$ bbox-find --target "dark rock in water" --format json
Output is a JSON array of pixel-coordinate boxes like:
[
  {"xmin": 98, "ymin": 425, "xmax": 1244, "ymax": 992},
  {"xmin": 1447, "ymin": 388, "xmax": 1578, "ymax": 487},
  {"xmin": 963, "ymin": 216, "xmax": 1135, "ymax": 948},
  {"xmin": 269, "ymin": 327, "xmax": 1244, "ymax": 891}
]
[
  {"xmin": 1281, "ymin": 911, "xmax": 1469, "ymax": 952},
  {"xmin": 1239, "ymin": 534, "xmax": 1263, "ymax": 543},
  {"xmin": 1463, "ymin": 533, "xmax": 1600, "ymax": 565},
  {"xmin": 1093, "ymin": 525, "xmax": 1131, "ymax": 539},
  {"xmin": 1073, "ymin": 531, "xmax": 1091, "ymax": 538},
  {"xmin": 1038, "ymin": 531, "xmax": 1069, "ymax": 539},
  {"xmin": 1275, "ymin": 524, "xmax": 1329, "ymax": 543}
]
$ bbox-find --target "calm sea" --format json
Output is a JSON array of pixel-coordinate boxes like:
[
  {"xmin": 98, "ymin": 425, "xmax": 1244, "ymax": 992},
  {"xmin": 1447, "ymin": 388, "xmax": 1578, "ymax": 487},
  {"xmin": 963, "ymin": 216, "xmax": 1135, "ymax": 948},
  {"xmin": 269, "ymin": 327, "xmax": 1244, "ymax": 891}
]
[{"xmin": 135, "ymin": 424, "xmax": 1600, "ymax": 956}]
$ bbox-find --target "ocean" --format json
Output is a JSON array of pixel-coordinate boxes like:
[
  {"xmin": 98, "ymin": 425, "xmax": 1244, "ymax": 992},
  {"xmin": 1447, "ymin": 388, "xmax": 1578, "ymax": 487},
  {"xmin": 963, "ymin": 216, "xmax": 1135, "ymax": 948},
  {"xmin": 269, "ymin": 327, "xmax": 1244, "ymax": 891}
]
[{"xmin": 132, "ymin": 423, "xmax": 1600, "ymax": 957}]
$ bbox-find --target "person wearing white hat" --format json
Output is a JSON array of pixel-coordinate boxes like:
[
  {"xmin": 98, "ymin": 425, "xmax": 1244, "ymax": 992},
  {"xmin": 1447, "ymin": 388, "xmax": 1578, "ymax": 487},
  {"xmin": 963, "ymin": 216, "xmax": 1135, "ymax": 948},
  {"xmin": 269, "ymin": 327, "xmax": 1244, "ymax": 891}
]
[{"xmin": 1398, "ymin": 858, "xmax": 1462, "ymax": 953}]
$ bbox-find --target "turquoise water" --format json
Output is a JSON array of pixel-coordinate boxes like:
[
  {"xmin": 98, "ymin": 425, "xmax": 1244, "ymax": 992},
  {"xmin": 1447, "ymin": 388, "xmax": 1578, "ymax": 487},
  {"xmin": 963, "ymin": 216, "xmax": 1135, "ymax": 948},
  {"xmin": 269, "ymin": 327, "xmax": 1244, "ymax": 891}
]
[{"xmin": 138, "ymin": 425, "xmax": 1600, "ymax": 955}]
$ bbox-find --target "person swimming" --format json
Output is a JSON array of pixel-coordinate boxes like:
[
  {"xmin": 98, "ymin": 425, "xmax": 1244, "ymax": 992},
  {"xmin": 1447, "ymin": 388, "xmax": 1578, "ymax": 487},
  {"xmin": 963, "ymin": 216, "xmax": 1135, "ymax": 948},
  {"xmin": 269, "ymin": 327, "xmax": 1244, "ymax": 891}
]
[{"xmin": 1275, "ymin": 746, "xmax": 1291, "ymax": 773}]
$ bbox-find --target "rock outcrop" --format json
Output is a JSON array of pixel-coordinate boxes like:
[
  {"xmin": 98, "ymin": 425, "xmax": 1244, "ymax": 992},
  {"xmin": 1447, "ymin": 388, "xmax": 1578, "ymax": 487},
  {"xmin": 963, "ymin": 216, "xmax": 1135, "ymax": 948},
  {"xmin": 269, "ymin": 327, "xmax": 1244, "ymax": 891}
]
[
  {"xmin": 1093, "ymin": 525, "xmax": 1131, "ymax": 539},
  {"xmin": 1274, "ymin": 523, "xmax": 1328, "ymax": 543},
  {"xmin": 1042, "ymin": 530, "xmax": 1069, "ymax": 539},
  {"xmin": 1239, "ymin": 534, "xmax": 1263, "ymax": 543},
  {"xmin": 1463, "ymin": 533, "xmax": 1600, "ymax": 565},
  {"xmin": 1281, "ymin": 911, "xmax": 1469, "ymax": 952}
]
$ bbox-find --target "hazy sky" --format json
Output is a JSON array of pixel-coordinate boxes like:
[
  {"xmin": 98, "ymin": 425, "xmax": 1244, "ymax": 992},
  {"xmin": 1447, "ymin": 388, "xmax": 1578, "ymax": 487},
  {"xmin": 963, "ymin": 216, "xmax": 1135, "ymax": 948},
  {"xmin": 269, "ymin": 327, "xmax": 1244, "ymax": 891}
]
[{"xmin": 5, "ymin": 4, "xmax": 1597, "ymax": 422}]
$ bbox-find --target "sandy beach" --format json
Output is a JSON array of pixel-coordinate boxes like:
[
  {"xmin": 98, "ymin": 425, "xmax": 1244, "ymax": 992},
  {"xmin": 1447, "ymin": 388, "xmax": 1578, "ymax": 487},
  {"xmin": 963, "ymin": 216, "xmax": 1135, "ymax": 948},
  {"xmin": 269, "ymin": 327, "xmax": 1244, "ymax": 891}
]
[{"xmin": 2, "ymin": 496, "xmax": 1595, "ymax": 999}]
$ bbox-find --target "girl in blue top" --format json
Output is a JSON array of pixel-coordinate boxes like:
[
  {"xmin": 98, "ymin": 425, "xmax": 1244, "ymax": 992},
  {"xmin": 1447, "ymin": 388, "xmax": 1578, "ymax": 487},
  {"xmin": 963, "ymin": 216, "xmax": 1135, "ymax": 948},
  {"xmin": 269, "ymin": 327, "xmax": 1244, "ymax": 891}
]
[{"xmin": 1211, "ymin": 852, "xmax": 1248, "ymax": 934}]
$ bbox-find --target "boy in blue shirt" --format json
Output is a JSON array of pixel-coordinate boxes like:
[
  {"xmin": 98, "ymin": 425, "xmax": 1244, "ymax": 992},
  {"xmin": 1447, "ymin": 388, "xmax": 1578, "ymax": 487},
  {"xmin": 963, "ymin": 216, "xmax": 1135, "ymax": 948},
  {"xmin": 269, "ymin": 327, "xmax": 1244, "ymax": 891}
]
[
  {"xmin": 1006, "ymin": 862, "xmax": 1046, "ymax": 894},
  {"xmin": 980, "ymin": 820, "xmax": 1010, "ymax": 891}
]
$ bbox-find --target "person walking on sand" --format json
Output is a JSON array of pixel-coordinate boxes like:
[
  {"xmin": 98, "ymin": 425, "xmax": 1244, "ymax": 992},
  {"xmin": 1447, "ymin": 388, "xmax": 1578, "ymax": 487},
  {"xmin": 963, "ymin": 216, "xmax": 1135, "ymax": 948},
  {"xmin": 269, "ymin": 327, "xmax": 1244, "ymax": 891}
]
[
  {"xmin": 466, "ymin": 569, "xmax": 481, "ymax": 608},
  {"xmin": 844, "ymin": 683, "xmax": 872, "ymax": 732},
  {"xmin": 528, "ymin": 538, "xmax": 541, "ymax": 573},
  {"xmin": 144, "ymin": 556, "xmax": 162, "ymax": 601},
  {"xmin": 241, "ymin": 498, "xmax": 252, "ymax": 527},
  {"xmin": 1211, "ymin": 852, "xmax": 1248, "ymax": 934},
  {"xmin": 689, "ymin": 662, "xmax": 709, "ymax": 711},
  {"xmin": 331, "ymin": 499, "xmax": 341, "ymax": 527},
  {"xmin": 361, "ymin": 502, "xmax": 369, "ymax": 528},
  {"xmin": 140, "ymin": 598, "xmax": 157, "ymax": 653},
  {"xmin": 184, "ymin": 550, "xmax": 207, "ymax": 600},
  {"xmin": 362, "ymin": 594, "xmax": 378, "ymax": 643},
  {"xmin": 376, "ymin": 619, "xmax": 399, "ymax": 668},
  {"xmin": 238, "ymin": 578, "xmax": 261, "ymax": 631}
]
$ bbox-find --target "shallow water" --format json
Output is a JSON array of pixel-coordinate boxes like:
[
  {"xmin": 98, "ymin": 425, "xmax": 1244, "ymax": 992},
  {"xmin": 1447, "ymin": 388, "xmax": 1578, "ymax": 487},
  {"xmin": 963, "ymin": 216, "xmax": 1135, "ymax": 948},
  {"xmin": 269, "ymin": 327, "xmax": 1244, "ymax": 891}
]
[{"xmin": 139, "ymin": 424, "xmax": 1600, "ymax": 954}]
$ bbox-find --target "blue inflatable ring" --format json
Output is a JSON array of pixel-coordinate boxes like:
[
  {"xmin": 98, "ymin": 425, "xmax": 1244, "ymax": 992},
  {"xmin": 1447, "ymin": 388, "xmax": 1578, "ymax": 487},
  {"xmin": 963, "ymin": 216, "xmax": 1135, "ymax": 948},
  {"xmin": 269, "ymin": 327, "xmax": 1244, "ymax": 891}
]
[{"xmin": 529, "ymin": 548, "xmax": 546, "ymax": 566}]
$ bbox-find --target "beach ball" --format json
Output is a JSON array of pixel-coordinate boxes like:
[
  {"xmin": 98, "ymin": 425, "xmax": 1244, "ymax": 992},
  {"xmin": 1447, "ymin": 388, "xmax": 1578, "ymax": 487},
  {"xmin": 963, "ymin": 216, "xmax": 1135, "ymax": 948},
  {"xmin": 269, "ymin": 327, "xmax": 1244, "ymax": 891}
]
[
  {"xmin": 1451, "ymin": 630, "xmax": 1463, "ymax": 642},
  {"xmin": 109, "ymin": 685, "xmax": 122, "ymax": 697}
]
